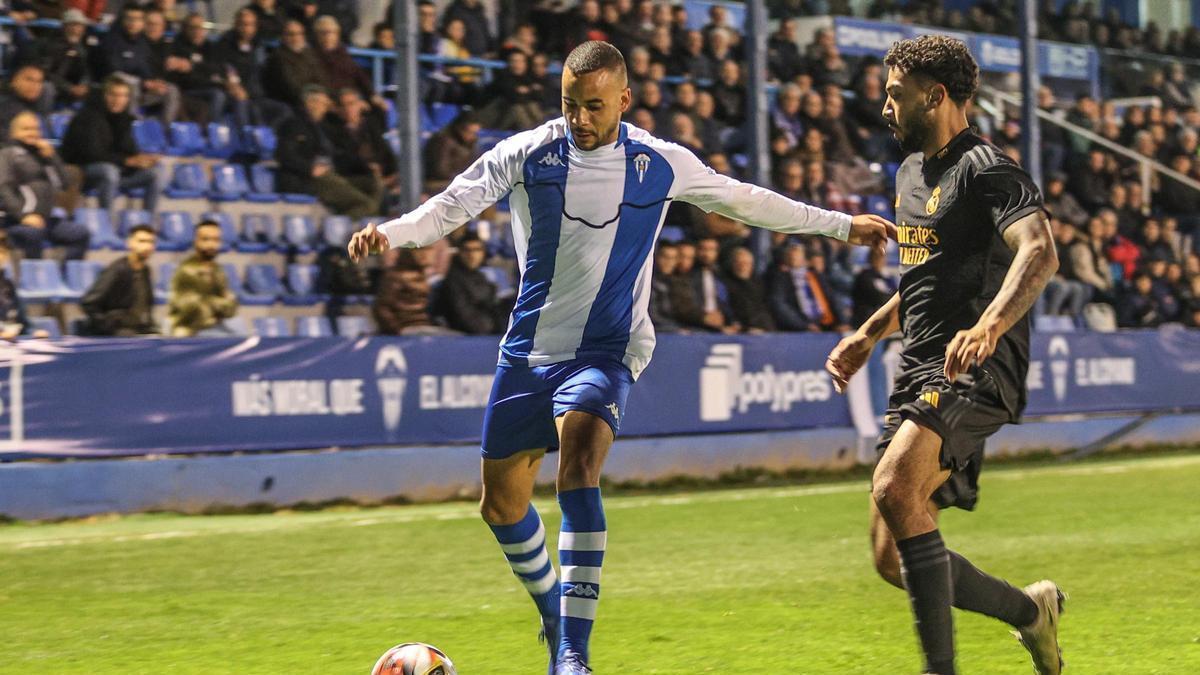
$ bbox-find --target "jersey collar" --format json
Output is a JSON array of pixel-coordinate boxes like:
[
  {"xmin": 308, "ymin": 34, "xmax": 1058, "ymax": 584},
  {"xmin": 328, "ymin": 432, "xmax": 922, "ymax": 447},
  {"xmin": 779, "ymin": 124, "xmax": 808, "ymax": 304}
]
[{"xmin": 924, "ymin": 127, "xmax": 974, "ymax": 174}]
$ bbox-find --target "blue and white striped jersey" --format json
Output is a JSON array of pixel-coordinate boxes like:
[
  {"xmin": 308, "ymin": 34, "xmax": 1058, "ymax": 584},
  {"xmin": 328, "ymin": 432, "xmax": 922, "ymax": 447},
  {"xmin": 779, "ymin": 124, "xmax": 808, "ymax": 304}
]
[{"xmin": 379, "ymin": 119, "xmax": 852, "ymax": 378}]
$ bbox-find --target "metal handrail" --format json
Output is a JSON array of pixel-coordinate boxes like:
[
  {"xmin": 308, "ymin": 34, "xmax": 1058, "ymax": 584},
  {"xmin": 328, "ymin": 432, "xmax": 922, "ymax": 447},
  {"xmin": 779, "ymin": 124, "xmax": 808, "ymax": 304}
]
[{"xmin": 981, "ymin": 84, "xmax": 1200, "ymax": 199}]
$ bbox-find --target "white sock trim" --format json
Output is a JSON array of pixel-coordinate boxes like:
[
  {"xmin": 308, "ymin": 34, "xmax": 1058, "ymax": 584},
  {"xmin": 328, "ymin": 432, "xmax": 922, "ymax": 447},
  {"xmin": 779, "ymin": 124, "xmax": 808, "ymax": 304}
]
[
  {"xmin": 509, "ymin": 548, "xmax": 550, "ymax": 575},
  {"xmin": 561, "ymin": 596, "xmax": 598, "ymax": 620},
  {"xmin": 561, "ymin": 565, "xmax": 602, "ymax": 584},
  {"xmin": 522, "ymin": 567, "xmax": 559, "ymax": 595},
  {"xmin": 499, "ymin": 520, "xmax": 546, "ymax": 555},
  {"xmin": 558, "ymin": 530, "xmax": 607, "ymax": 551}
]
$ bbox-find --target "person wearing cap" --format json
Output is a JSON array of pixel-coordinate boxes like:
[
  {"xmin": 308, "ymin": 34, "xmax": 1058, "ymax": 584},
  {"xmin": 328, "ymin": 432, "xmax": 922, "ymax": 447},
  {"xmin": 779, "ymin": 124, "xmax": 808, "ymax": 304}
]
[
  {"xmin": 26, "ymin": 8, "xmax": 93, "ymax": 107},
  {"xmin": 275, "ymin": 85, "xmax": 378, "ymax": 218}
]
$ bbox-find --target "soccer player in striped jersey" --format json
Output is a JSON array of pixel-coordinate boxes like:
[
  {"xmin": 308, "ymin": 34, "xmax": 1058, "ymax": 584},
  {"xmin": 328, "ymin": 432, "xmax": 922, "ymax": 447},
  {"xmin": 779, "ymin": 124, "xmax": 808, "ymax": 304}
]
[{"xmin": 350, "ymin": 41, "xmax": 894, "ymax": 675}]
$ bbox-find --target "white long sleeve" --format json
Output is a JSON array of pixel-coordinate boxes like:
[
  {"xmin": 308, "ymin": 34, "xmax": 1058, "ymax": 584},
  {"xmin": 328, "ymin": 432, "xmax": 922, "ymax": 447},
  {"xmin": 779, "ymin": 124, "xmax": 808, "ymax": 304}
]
[
  {"xmin": 672, "ymin": 153, "xmax": 852, "ymax": 241},
  {"xmin": 378, "ymin": 136, "xmax": 523, "ymax": 249}
]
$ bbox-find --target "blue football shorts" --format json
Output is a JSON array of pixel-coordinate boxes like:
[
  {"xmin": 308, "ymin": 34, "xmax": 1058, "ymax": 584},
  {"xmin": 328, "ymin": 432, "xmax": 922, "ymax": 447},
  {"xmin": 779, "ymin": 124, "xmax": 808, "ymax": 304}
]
[{"xmin": 480, "ymin": 357, "xmax": 634, "ymax": 460}]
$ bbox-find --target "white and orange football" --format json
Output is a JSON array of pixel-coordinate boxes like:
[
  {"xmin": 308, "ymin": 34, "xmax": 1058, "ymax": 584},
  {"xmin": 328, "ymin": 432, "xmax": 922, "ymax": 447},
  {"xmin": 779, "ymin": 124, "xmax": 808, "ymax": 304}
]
[{"xmin": 370, "ymin": 642, "xmax": 457, "ymax": 675}]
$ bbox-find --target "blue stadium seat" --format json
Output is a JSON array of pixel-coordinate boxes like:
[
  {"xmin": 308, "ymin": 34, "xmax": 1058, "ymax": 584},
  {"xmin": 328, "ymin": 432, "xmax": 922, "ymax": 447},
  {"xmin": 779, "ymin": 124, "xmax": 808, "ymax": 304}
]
[
  {"xmin": 206, "ymin": 122, "xmax": 237, "ymax": 159},
  {"xmin": 296, "ymin": 316, "xmax": 333, "ymax": 337},
  {"xmin": 210, "ymin": 163, "xmax": 250, "ymax": 201},
  {"xmin": 659, "ymin": 225, "xmax": 685, "ymax": 243},
  {"xmin": 74, "ymin": 207, "xmax": 123, "ymax": 250},
  {"xmin": 19, "ymin": 259, "xmax": 68, "ymax": 302},
  {"xmin": 883, "ymin": 162, "xmax": 901, "ymax": 188},
  {"xmin": 383, "ymin": 98, "xmax": 398, "ymax": 129},
  {"xmin": 253, "ymin": 316, "xmax": 292, "ymax": 336},
  {"xmin": 322, "ymin": 216, "xmax": 355, "ymax": 249},
  {"xmin": 155, "ymin": 262, "xmax": 178, "ymax": 304},
  {"xmin": 245, "ymin": 264, "xmax": 286, "ymax": 299},
  {"xmin": 865, "ymin": 195, "xmax": 894, "ymax": 221},
  {"xmin": 336, "ymin": 315, "xmax": 371, "ymax": 337},
  {"xmin": 169, "ymin": 121, "xmax": 206, "ymax": 155},
  {"xmin": 166, "ymin": 163, "xmax": 208, "ymax": 199},
  {"xmin": 157, "ymin": 211, "xmax": 195, "ymax": 252},
  {"xmin": 479, "ymin": 265, "xmax": 514, "ymax": 297},
  {"xmin": 200, "ymin": 211, "xmax": 238, "ymax": 251},
  {"xmin": 223, "ymin": 263, "xmax": 274, "ymax": 306},
  {"xmin": 243, "ymin": 164, "xmax": 279, "ymax": 202},
  {"xmin": 285, "ymin": 263, "xmax": 324, "ymax": 305},
  {"xmin": 281, "ymin": 215, "xmax": 317, "ymax": 252},
  {"xmin": 243, "ymin": 125, "xmax": 277, "ymax": 158},
  {"xmin": 132, "ymin": 118, "xmax": 168, "ymax": 154},
  {"xmin": 28, "ymin": 316, "xmax": 61, "ymax": 338},
  {"xmin": 238, "ymin": 213, "xmax": 278, "ymax": 253},
  {"xmin": 430, "ymin": 102, "xmax": 460, "ymax": 129},
  {"xmin": 64, "ymin": 260, "xmax": 104, "ymax": 300},
  {"xmin": 48, "ymin": 111, "xmax": 72, "ymax": 140},
  {"xmin": 117, "ymin": 209, "xmax": 153, "ymax": 237},
  {"xmin": 477, "ymin": 129, "xmax": 511, "ymax": 153}
]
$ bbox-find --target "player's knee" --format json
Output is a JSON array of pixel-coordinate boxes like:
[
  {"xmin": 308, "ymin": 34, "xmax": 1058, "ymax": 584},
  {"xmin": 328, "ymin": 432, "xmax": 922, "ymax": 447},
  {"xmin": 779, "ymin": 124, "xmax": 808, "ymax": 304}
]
[
  {"xmin": 478, "ymin": 492, "xmax": 525, "ymax": 526},
  {"xmin": 871, "ymin": 478, "xmax": 917, "ymax": 519}
]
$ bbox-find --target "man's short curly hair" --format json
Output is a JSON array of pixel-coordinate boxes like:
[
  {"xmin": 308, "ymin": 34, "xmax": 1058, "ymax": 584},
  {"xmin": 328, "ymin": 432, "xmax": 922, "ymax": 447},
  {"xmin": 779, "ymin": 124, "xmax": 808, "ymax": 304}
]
[{"xmin": 884, "ymin": 35, "xmax": 979, "ymax": 105}]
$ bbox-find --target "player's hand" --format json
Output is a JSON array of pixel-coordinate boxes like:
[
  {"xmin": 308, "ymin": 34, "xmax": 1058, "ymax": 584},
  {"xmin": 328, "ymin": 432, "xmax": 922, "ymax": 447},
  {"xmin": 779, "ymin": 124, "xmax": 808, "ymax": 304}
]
[
  {"xmin": 847, "ymin": 214, "xmax": 897, "ymax": 258},
  {"xmin": 826, "ymin": 331, "xmax": 875, "ymax": 394},
  {"xmin": 348, "ymin": 222, "xmax": 389, "ymax": 263},
  {"xmin": 943, "ymin": 321, "xmax": 1000, "ymax": 381}
]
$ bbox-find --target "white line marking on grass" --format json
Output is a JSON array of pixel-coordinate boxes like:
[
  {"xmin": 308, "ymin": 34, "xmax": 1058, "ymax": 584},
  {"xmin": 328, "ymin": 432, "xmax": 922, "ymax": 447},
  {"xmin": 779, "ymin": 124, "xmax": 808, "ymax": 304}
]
[{"xmin": 4, "ymin": 454, "xmax": 1197, "ymax": 550}]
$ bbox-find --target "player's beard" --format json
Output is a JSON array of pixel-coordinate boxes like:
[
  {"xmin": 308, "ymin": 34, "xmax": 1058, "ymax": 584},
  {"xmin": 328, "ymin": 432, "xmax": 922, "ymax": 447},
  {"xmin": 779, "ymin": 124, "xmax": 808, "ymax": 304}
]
[{"xmin": 895, "ymin": 113, "xmax": 932, "ymax": 155}]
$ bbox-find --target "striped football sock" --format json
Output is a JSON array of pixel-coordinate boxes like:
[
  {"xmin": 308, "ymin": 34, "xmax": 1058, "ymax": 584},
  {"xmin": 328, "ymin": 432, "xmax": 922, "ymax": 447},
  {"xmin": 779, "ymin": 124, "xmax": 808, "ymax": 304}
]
[
  {"xmin": 488, "ymin": 504, "xmax": 560, "ymax": 622},
  {"xmin": 557, "ymin": 487, "xmax": 606, "ymax": 664}
]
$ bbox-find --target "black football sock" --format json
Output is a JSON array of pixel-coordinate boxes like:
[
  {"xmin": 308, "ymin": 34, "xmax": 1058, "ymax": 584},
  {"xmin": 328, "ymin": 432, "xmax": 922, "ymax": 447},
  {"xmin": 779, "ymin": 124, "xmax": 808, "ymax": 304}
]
[
  {"xmin": 948, "ymin": 550, "xmax": 1039, "ymax": 628},
  {"xmin": 897, "ymin": 529, "xmax": 956, "ymax": 675}
]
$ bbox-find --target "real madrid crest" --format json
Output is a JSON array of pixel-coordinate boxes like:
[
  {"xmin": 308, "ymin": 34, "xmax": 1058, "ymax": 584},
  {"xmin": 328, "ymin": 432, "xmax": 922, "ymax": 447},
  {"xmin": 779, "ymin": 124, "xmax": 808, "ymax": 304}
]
[
  {"xmin": 925, "ymin": 186, "xmax": 941, "ymax": 215},
  {"xmin": 634, "ymin": 153, "xmax": 650, "ymax": 184}
]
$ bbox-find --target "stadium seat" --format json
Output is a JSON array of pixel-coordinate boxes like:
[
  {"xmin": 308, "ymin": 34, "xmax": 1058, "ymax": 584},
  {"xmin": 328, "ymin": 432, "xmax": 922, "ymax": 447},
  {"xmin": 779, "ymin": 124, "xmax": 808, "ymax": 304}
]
[
  {"xmin": 285, "ymin": 263, "xmax": 324, "ymax": 305},
  {"xmin": 479, "ymin": 265, "xmax": 515, "ymax": 297},
  {"xmin": 246, "ymin": 164, "xmax": 282, "ymax": 202},
  {"xmin": 281, "ymin": 215, "xmax": 318, "ymax": 252},
  {"xmin": 209, "ymin": 163, "xmax": 251, "ymax": 201},
  {"xmin": 223, "ymin": 263, "xmax": 274, "ymax": 306},
  {"xmin": 243, "ymin": 125, "xmax": 277, "ymax": 159},
  {"xmin": 48, "ymin": 111, "xmax": 72, "ymax": 140},
  {"xmin": 322, "ymin": 216, "xmax": 356, "ymax": 249},
  {"xmin": 132, "ymin": 118, "xmax": 168, "ymax": 154},
  {"xmin": 865, "ymin": 195, "xmax": 894, "ymax": 221},
  {"xmin": 117, "ymin": 209, "xmax": 153, "ymax": 238},
  {"xmin": 244, "ymin": 264, "xmax": 286, "ymax": 299},
  {"xmin": 206, "ymin": 122, "xmax": 237, "ymax": 159},
  {"xmin": 238, "ymin": 213, "xmax": 278, "ymax": 253},
  {"xmin": 18, "ymin": 259, "xmax": 69, "ymax": 302},
  {"xmin": 155, "ymin": 262, "xmax": 178, "ymax": 304},
  {"xmin": 429, "ymin": 102, "xmax": 460, "ymax": 129},
  {"xmin": 1034, "ymin": 315, "xmax": 1076, "ymax": 333},
  {"xmin": 336, "ymin": 315, "xmax": 371, "ymax": 337},
  {"xmin": 168, "ymin": 121, "xmax": 206, "ymax": 156},
  {"xmin": 198, "ymin": 211, "xmax": 238, "ymax": 251},
  {"xmin": 477, "ymin": 129, "xmax": 511, "ymax": 153},
  {"xmin": 64, "ymin": 260, "xmax": 104, "ymax": 300},
  {"xmin": 165, "ymin": 163, "xmax": 208, "ymax": 199},
  {"xmin": 659, "ymin": 225, "xmax": 685, "ymax": 243},
  {"xmin": 28, "ymin": 316, "xmax": 61, "ymax": 338},
  {"xmin": 296, "ymin": 315, "xmax": 334, "ymax": 337},
  {"xmin": 156, "ymin": 211, "xmax": 195, "ymax": 252},
  {"xmin": 253, "ymin": 316, "xmax": 292, "ymax": 336},
  {"xmin": 74, "ymin": 207, "xmax": 123, "ymax": 250},
  {"xmin": 223, "ymin": 316, "xmax": 252, "ymax": 336}
]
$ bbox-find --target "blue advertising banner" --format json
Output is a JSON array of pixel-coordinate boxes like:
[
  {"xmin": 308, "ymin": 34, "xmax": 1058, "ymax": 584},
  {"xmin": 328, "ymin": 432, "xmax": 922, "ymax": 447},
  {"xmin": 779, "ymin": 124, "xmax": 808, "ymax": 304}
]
[
  {"xmin": 0, "ymin": 333, "xmax": 848, "ymax": 459},
  {"xmin": 832, "ymin": 17, "xmax": 1099, "ymax": 85}
]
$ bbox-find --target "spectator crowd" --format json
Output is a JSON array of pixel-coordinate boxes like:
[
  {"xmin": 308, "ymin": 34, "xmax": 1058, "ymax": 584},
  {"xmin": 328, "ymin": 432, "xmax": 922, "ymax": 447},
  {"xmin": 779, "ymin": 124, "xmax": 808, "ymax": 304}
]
[{"xmin": 0, "ymin": 0, "xmax": 1198, "ymax": 338}]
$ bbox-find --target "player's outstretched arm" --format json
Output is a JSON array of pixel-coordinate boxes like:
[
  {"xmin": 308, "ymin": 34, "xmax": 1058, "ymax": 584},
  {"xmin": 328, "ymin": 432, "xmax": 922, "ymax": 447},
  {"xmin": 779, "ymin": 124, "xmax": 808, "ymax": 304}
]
[
  {"xmin": 672, "ymin": 152, "xmax": 897, "ymax": 247},
  {"xmin": 944, "ymin": 210, "xmax": 1056, "ymax": 380},
  {"xmin": 827, "ymin": 291, "xmax": 900, "ymax": 393},
  {"xmin": 348, "ymin": 138, "xmax": 522, "ymax": 263}
]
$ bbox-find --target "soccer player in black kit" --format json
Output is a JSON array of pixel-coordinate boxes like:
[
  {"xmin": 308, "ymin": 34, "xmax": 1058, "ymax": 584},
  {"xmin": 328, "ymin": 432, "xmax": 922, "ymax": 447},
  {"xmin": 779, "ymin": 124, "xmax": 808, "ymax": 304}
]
[{"xmin": 826, "ymin": 36, "xmax": 1065, "ymax": 675}]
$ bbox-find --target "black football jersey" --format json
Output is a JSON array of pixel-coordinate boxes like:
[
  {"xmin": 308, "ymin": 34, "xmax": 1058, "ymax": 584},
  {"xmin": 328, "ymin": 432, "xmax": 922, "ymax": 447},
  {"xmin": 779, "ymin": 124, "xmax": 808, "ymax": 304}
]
[{"xmin": 893, "ymin": 129, "xmax": 1043, "ymax": 418}]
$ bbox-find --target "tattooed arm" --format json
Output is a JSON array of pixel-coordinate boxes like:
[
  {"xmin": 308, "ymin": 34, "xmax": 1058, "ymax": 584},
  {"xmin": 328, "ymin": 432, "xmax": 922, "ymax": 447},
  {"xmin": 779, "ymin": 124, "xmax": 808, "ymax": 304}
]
[{"xmin": 943, "ymin": 210, "xmax": 1057, "ymax": 380}]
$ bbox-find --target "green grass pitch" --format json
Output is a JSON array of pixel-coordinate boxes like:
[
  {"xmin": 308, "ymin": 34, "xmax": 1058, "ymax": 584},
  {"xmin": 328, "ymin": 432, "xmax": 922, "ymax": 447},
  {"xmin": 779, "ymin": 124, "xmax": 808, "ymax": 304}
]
[{"xmin": 1, "ymin": 452, "xmax": 1198, "ymax": 674}]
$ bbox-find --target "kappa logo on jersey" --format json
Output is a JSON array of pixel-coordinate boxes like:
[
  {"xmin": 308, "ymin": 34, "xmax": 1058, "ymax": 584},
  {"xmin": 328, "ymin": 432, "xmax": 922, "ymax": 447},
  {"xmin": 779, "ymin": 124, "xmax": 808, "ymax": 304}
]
[
  {"xmin": 538, "ymin": 152, "xmax": 564, "ymax": 167},
  {"xmin": 563, "ymin": 583, "xmax": 599, "ymax": 599},
  {"xmin": 633, "ymin": 153, "xmax": 651, "ymax": 183},
  {"xmin": 925, "ymin": 185, "xmax": 941, "ymax": 215}
]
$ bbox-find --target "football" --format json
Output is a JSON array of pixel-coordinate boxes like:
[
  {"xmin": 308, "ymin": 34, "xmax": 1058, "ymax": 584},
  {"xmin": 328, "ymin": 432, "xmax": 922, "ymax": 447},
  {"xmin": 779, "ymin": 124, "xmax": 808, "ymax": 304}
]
[{"xmin": 370, "ymin": 642, "xmax": 458, "ymax": 675}]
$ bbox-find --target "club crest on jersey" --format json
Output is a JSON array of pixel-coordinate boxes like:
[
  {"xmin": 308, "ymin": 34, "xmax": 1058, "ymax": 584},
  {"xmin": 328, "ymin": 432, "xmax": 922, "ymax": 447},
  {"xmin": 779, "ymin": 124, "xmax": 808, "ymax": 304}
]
[
  {"xmin": 633, "ymin": 153, "xmax": 651, "ymax": 183},
  {"xmin": 538, "ymin": 152, "xmax": 564, "ymax": 167},
  {"xmin": 925, "ymin": 186, "xmax": 941, "ymax": 215}
]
